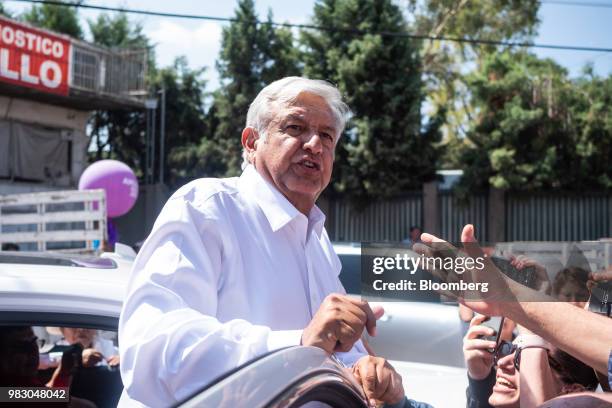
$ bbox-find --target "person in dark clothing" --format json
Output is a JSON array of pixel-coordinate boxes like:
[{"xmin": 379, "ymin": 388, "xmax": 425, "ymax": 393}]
[{"xmin": 0, "ymin": 326, "xmax": 95, "ymax": 408}]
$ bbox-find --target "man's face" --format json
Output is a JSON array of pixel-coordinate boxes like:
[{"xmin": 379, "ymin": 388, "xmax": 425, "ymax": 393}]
[
  {"xmin": 253, "ymin": 92, "xmax": 337, "ymax": 214},
  {"xmin": 61, "ymin": 327, "xmax": 96, "ymax": 348}
]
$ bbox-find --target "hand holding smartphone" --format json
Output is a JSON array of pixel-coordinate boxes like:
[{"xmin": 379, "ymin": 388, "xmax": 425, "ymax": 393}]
[{"xmin": 476, "ymin": 314, "xmax": 505, "ymax": 351}]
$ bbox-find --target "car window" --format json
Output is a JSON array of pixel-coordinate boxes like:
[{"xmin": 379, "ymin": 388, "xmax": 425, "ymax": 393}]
[
  {"xmin": 0, "ymin": 325, "xmax": 122, "ymax": 408},
  {"xmin": 337, "ymin": 253, "xmax": 362, "ymax": 295}
]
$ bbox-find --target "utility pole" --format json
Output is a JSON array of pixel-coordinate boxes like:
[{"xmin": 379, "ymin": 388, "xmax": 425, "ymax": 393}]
[
  {"xmin": 158, "ymin": 87, "xmax": 166, "ymax": 185},
  {"xmin": 145, "ymin": 98, "xmax": 158, "ymax": 184}
]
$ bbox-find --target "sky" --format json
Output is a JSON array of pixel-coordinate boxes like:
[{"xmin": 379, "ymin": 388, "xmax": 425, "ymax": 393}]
[{"xmin": 5, "ymin": 0, "xmax": 612, "ymax": 88}]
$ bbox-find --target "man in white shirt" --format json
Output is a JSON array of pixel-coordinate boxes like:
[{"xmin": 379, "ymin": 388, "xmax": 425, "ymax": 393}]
[{"xmin": 118, "ymin": 77, "xmax": 405, "ymax": 407}]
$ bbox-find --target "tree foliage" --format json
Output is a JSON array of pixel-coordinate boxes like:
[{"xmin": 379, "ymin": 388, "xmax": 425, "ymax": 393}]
[
  {"xmin": 16, "ymin": 0, "xmax": 611, "ymax": 199},
  {"xmin": 86, "ymin": 14, "xmax": 209, "ymax": 188},
  {"xmin": 407, "ymin": 0, "xmax": 541, "ymax": 168},
  {"xmin": 210, "ymin": 0, "xmax": 300, "ymax": 176},
  {"xmin": 457, "ymin": 51, "xmax": 612, "ymax": 195},
  {"xmin": 301, "ymin": 0, "xmax": 443, "ymax": 203},
  {"xmin": 22, "ymin": 0, "xmax": 83, "ymax": 39}
]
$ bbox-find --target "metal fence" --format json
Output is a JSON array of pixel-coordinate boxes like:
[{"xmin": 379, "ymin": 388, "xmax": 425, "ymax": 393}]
[
  {"xmin": 506, "ymin": 193, "xmax": 612, "ymax": 241},
  {"xmin": 71, "ymin": 42, "xmax": 147, "ymax": 98},
  {"xmin": 327, "ymin": 194, "xmax": 422, "ymax": 242},
  {"xmin": 439, "ymin": 192, "xmax": 488, "ymax": 242},
  {"xmin": 325, "ymin": 191, "xmax": 611, "ymax": 243}
]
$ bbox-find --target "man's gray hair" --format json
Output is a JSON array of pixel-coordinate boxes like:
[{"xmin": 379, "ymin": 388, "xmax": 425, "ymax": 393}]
[{"xmin": 242, "ymin": 76, "xmax": 350, "ymax": 169}]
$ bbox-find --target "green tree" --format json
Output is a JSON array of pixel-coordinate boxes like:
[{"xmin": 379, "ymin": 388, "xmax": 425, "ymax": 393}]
[
  {"xmin": 301, "ymin": 0, "xmax": 442, "ymax": 203},
  {"xmin": 22, "ymin": 0, "xmax": 83, "ymax": 39},
  {"xmin": 457, "ymin": 51, "xmax": 612, "ymax": 195},
  {"xmin": 407, "ymin": 0, "xmax": 541, "ymax": 168},
  {"xmin": 563, "ymin": 68, "xmax": 612, "ymax": 189},
  {"xmin": 87, "ymin": 13, "xmax": 151, "ymax": 179},
  {"xmin": 89, "ymin": 12, "xmax": 149, "ymax": 49},
  {"xmin": 87, "ymin": 14, "xmax": 210, "ymax": 188},
  {"xmin": 0, "ymin": 2, "xmax": 10, "ymax": 17},
  {"xmin": 211, "ymin": 0, "xmax": 300, "ymax": 176}
]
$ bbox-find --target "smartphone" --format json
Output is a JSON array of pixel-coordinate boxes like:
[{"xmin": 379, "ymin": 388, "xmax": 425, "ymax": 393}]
[
  {"xmin": 491, "ymin": 256, "xmax": 538, "ymax": 289},
  {"xmin": 589, "ymin": 280, "xmax": 611, "ymax": 317},
  {"xmin": 477, "ymin": 314, "xmax": 505, "ymax": 350}
]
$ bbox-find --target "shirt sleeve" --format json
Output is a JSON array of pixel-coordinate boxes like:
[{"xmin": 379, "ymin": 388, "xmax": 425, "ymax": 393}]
[
  {"xmin": 118, "ymin": 195, "xmax": 303, "ymax": 407},
  {"xmin": 330, "ymin": 251, "xmax": 369, "ymax": 367},
  {"xmin": 466, "ymin": 369, "xmax": 495, "ymax": 408}
]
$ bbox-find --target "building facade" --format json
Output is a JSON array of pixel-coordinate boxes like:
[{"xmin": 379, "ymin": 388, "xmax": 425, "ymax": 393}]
[{"xmin": 0, "ymin": 15, "xmax": 146, "ymax": 194}]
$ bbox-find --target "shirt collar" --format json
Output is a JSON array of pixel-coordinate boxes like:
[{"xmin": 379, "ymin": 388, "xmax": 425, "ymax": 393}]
[{"xmin": 238, "ymin": 165, "xmax": 325, "ymax": 238}]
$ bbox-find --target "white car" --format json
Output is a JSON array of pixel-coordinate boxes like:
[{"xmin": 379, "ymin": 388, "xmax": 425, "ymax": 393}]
[{"xmin": 0, "ymin": 247, "xmax": 467, "ymax": 407}]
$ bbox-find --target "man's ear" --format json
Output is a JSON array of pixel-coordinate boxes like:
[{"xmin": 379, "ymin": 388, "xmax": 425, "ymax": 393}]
[{"xmin": 241, "ymin": 127, "xmax": 259, "ymax": 164}]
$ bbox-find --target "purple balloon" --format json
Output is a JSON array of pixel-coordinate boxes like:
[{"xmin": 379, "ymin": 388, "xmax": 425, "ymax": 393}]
[{"xmin": 79, "ymin": 160, "xmax": 139, "ymax": 218}]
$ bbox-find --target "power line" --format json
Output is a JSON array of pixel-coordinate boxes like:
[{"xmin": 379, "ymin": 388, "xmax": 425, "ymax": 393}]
[
  {"xmin": 7, "ymin": 0, "xmax": 612, "ymax": 53},
  {"xmin": 541, "ymin": 0, "xmax": 612, "ymax": 9}
]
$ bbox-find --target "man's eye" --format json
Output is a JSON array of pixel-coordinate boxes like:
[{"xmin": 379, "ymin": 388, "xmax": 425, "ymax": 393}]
[
  {"xmin": 286, "ymin": 124, "xmax": 303, "ymax": 132},
  {"xmin": 321, "ymin": 132, "xmax": 334, "ymax": 141}
]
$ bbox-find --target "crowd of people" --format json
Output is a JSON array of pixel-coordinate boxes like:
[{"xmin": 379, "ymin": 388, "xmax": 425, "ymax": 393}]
[{"xmin": 417, "ymin": 225, "xmax": 612, "ymax": 407}]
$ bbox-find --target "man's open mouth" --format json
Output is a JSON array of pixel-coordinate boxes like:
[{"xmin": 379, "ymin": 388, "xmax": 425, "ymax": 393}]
[{"xmin": 299, "ymin": 159, "xmax": 320, "ymax": 170}]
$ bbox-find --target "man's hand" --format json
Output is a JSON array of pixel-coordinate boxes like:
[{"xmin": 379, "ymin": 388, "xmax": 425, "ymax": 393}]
[
  {"xmin": 463, "ymin": 315, "xmax": 496, "ymax": 380},
  {"xmin": 301, "ymin": 293, "xmax": 384, "ymax": 354},
  {"xmin": 82, "ymin": 348, "xmax": 104, "ymax": 367},
  {"xmin": 510, "ymin": 255, "xmax": 550, "ymax": 293},
  {"xmin": 414, "ymin": 224, "xmax": 519, "ymax": 317},
  {"xmin": 587, "ymin": 266, "xmax": 612, "ymax": 293},
  {"xmin": 107, "ymin": 354, "xmax": 120, "ymax": 367},
  {"xmin": 352, "ymin": 355, "xmax": 405, "ymax": 407}
]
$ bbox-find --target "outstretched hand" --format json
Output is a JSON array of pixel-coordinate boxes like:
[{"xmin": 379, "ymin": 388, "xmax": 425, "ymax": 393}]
[{"xmin": 414, "ymin": 224, "xmax": 516, "ymax": 317}]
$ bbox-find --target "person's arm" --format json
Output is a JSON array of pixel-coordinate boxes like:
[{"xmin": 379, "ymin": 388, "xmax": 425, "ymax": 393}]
[
  {"xmin": 466, "ymin": 369, "xmax": 495, "ymax": 408},
  {"xmin": 47, "ymin": 346, "xmax": 81, "ymax": 388},
  {"xmin": 506, "ymin": 301, "xmax": 612, "ymax": 375},
  {"xmin": 119, "ymin": 195, "xmax": 303, "ymax": 407},
  {"xmin": 518, "ymin": 346, "xmax": 558, "ymax": 407}
]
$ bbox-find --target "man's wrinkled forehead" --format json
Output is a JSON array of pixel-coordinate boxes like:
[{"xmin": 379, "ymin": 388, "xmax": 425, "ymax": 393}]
[{"xmin": 274, "ymin": 93, "xmax": 337, "ymax": 130}]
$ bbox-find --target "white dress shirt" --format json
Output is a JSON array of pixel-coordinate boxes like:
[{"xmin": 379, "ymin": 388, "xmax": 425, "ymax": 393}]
[{"xmin": 118, "ymin": 165, "xmax": 366, "ymax": 407}]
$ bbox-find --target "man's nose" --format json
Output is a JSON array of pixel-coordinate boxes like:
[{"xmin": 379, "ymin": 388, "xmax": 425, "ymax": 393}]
[{"xmin": 303, "ymin": 132, "xmax": 323, "ymax": 155}]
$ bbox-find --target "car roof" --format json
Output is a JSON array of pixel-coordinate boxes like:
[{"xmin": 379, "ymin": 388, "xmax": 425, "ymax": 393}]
[
  {"xmin": 0, "ymin": 251, "xmax": 131, "ymax": 324},
  {"xmin": 178, "ymin": 346, "xmax": 366, "ymax": 408},
  {"xmin": 332, "ymin": 242, "xmax": 361, "ymax": 255}
]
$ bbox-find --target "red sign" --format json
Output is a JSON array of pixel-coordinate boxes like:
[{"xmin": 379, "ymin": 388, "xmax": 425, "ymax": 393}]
[{"xmin": 0, "ymin": 18, "xmax": 70, "ymax": 96}]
